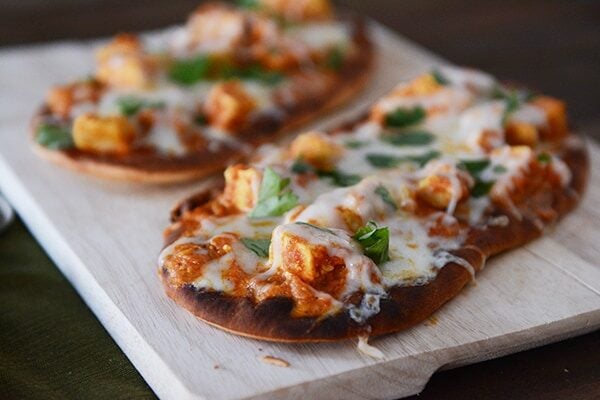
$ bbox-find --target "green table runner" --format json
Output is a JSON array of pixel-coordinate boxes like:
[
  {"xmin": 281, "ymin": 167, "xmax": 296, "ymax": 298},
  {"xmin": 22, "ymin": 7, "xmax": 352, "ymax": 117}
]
[{"xmin": 0, "ymin": 218, "xmax": 156, "ymax": 399}]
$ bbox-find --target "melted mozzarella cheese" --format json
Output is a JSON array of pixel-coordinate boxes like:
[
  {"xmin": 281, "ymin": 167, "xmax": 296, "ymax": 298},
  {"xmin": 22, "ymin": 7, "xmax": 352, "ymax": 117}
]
[{"xmin": 287, "ymin": 22, "xmax": 349, "ymax": 51}]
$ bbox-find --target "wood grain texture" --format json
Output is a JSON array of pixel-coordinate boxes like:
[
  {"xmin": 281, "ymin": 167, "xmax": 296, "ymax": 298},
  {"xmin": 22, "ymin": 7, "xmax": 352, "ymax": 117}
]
[{"xmin": 0, "ymin": 23, "xmax": 599, "ymax": 400}]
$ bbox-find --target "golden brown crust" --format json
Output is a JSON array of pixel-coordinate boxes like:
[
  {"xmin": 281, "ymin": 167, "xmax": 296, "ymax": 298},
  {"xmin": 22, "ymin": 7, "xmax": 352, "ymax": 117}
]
[
  {"xmin": 31, "ymin": 17, "xmax": 374, "ymax": 184},
  {"xmin": 160, "ymin": 133, "xmax": 589, "ymax": 342}
]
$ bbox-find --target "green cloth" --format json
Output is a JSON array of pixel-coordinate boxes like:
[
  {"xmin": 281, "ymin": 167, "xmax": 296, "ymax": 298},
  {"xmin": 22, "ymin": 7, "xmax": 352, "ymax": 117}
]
[{"xmin": 0, "ymin": 218, "xmax": 156, "ymax": 400}]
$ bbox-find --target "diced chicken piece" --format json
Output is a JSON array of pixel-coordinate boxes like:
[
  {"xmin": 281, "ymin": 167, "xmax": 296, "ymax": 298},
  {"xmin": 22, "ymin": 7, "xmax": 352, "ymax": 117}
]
[
  {"xmin": 391, "ymin": 73, "xmax": 442, "ymax": 98},
  {"xmin": 259, "ymin": 0, "xmax": 333, "ymax": 21},
  {"xmin": 72, "ymin": 113, "xmax": 136, "ymax": 153},
  {"xmin": 531, "ymin": 96, "xmax": 567, "ymax": 140},
  {"xmin": 96, "ymin": 34, "xmax": 154, "ymax": 89},
  {"xmin": 417, "ymin": 160, "xmax": 471, "ymax": 213},
  {"xmin": 222, "ymin": 165, "xmax": 263, "ymax": 212},
  {"xmin": 290, "ymin": 131, "xmax": 342, "ymax": 171},
  {"xmin": 46, "ymin": 80, "xmax": 103, "ymax": 119},
  {"xmin": 204, "ymin": 81, "xmax": 257, "ymax": 131},
  {"xmin": 505, "ymin": 121, "xmax": 539, "ymax": 147}
]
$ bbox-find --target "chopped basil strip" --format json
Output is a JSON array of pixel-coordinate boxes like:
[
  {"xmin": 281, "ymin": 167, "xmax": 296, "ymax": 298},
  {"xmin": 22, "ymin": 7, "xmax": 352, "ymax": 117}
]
[
  {"xmin": 366, "ymin": 150, "xmax": 440, "ymax": 169},
  {"xmin": 290, "ymin": 159, "xmax": 313, "ymax": 174},
  {"xmin": 116, "ymin": 97, "xmax": 164, "ymax": 116},
  {"xmin": 35, "ymin": 124, "xmax": 74, "ymax": 150},
  {"xmin": 385, "ymin": 106, "xmax": 426, "ymax": 128},
  {"xmin": 354, "ymin": 221, "xmax": 390, "ymax": 265},
  {"xmin": 344, "ymin": 140, "xmax": 367, "ymax": 149},
  {"xmin": 431, "ymin": 69, "xmax": 449, "ymax": 85},
  {"xmin": 249, "ymin": 167, "xmax": 298, "ymax": 218},
  {"xmin": 460, "ymin": 159, "xmax": 490, "ymax": 175},
  {"xmin": 471, "ymin": 179, "xmax": 495, "ymax": 198},
  {"xmin": 325, "ymin": 46, "xmax": 345, "ymax": 70},
  {"xmin": 381, "ymin": 130, "xmax": 434, "ymax": 146},
  {"xmin": 240, "ymin": 238, "xmax": 271, "ymax": 258},
  {"xmin": 237, "ymin": 0, "xmax": 258, "ymax": 9},
  {"xmin": 492, "ymin": 86, "xmax": 536, "ymax": 124},
  {"xmin": 222, "ymin": 65, "xmax": 284, "ymax": 85},
  {"xmin": 291, "ymin": 159, "xmax": 361, "ymax": 187},
  {"xmin": 169, "ymin": 55, "xmax": 212, "ymax": 85},
  {"xmin": 318, "ymin": 170, "xmax": 362, "ymax": 187},
  {"xmin": 375, "ymin": 185, "xmax": 397, "ymax": 210},
  {"xmin": 493, "ymin": 165, "xmax": 507, "ymax": 174},
  {"xmin": 537, "ymin": 153, "xmax": 552, "ymax": 163}
]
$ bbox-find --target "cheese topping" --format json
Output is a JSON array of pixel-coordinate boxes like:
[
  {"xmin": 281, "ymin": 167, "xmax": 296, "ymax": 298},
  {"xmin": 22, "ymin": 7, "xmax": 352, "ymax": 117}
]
[{"xmin": 159, "ymin": 66, "xmax": 573, "ymax": 321}]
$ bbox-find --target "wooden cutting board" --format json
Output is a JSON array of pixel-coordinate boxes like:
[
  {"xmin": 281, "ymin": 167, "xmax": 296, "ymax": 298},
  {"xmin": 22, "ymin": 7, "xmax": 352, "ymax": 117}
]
[{"xmin": 0, "ymin": 23, "xmax": 599, "ymax": 400}]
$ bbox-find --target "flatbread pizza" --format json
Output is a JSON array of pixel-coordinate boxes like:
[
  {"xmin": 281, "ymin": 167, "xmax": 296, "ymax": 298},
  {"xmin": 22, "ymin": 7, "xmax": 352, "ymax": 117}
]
[
  {"xmin": 32, "ymin": 0, "xmax": 373, "ymax": 183},
  {"xmin": 159, "ymin": 66, "xmax": 588, "ymax": 342}
]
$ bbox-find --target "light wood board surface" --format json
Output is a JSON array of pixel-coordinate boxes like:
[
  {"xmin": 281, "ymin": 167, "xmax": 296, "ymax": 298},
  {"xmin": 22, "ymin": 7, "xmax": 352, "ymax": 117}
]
[{"xmin": 0, "ymin": 23, "xmax": 599, "ymax": 400}]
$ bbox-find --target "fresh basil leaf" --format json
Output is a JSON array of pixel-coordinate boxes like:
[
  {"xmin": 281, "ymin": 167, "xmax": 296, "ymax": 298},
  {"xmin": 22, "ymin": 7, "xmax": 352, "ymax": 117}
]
[
  {"xmin": 385, "ymin": 106, "xmax": 426, "ymax": 128},
  {"xmin": 354, "ymin": 221, "xmax": 390, "ymax": 265},
  {"xmin": 116, "ymin": 97, "xmax": 164, "ymax": 117},
  {"xmin": 344, "ymin": 140, "xmax": 367, "ymax": 149},
  {"xmin": 460, "ymin": 159, "xmax": 490, "ymax": 176},
  {"xmin": 471, "ymin": 179, "xmax": 495, "ymax": 198},
  {"xmin": 375, "ymin": 185, "xmax": 397, "ymax": 210},
  {"xmin": 35, "ymin": 124, "xmax": 74, "ymax": 150},
  {"xmin": 222, "ymin": 65, "xmax": 284, "ymax": 86},
  {"xmin": 409, "ymin": 150, "xmax": 441, "ymax": 166},
  {"xmin": 249, "ymin": 167, "xmax": 298, "ymax": 218},
  {"xmin": 169, "ymin": 56, "xmax": 212, "ymax": 85},
  {"xmin": 492, "ymin": 86, "xmax": 536, "ymax": 124},
  {"xmin": 366, "ymin": 150, "xmax": 440, "ymax": 169},
  {"xmin": 492, "ymin": 165, "xmax": 507, "ymax": 174},
  {"xmin": 237, "ymin": 0, "xmax": 258, "ymax": 9},
  {"xmin": 381, "ymin": 130, "xmax": 434, "ymax": 146},
  {"xmin": 431, "ymin": 69, "xmax": 449, "ymax": 85},
  {"xmin": 537, "ymin": 152, "xmax": 552, "ymax": 163},
  {"xmin": 290, "ymin": 159, "xmax": 313, "ymax": 174},
  {"xmin": 318, "ymin": 170, "xmax": 362, "ymax": 187},
  {"xmin": 240, "ymin": 238, "xmax": 271, "ymax": 258},
  {"xmin": 325, "ymin": 46, "xmax": 345, "ymax": 70}
]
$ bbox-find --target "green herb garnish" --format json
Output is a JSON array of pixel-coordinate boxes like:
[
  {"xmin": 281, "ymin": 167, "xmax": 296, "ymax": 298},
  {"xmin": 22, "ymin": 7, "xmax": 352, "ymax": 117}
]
[
  {"xmin": 354, "ymin": 221, "xmax": 390, "ymax": 265},
  {"xmin": 375, "ymin": 185, "xmax": 397, "ymax": 210},
  {"xmin": 325, "ymin": 46, "xmax": 345, "ymax": 70},
  {"xmin": 385, "ymin": 106, "xmax": 426, "ymax": 128},
  {"xmin": 318, "ymin": 170, "xmax": 362, "ymax": 187},
  {"xmin": 344, "ymin": 140, "xmax": 367, "ymax": 149},
  {"xmin": 431, "ymin": 69, "xmax": 449, "ymax": 85},
  {"xmin": 381, "ymin": 130, "xmax": 435, "ymax": 146},
  {"xmin": 492, "ymin": 165, "xmax": 507, "ymax": 174},
  {"xmin": 366, "ymin": 150, "xmax": 440, "ymax": 169},
  {"xmin": 35, "ymin": 124, "xmax": 74, "ymax": 150},
  {"xmin": 194, "ymin": 114, "xmax": 207, "ymax": 125},
  {"xmin": 222, "ymin": 65, "xmax": 284, "ymax": 85},
  {"xmin": 459, "ymin": 159, "xmax": 490, "ymax": 175},
  {"xmin": 240, "ymin": 238, "xmax": 271, "ymax": 258},
  {"xmin": 236, "ymin": 0, "xmax": 259, "ymax": 9},
  {"xmin": 492, "ymin": 86, "xmax": 536, "ymax": 124},
  {"xmin": 291, "ymin": 159, "xmax": 361, "ymax": 187},
  {"xmin": 290, "ymin": 159, "xmax": 313, "ymax": 174},
  {"xmin": 471, "ymin": 180, "xmax": 495, "ymax": 198},
  {"xmin": 169, "ymin": 55, "xmax": 212, "ymax": 85},
  {"xmin": 249, "ymin": 167, "xmax": 298, "ymax": 218},
  {"xmin": 116, "ymin": 97, "xmax": 164, "ymax": 116},
  {"xmin": 537, "ymin": 153, "xmax": 552, "ymax": 163}
]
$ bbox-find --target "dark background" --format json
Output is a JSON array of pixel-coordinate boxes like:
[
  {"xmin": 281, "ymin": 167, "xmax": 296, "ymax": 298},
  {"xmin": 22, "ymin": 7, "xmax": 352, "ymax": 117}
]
[{"xmin": 1, "ymin": 1, "xmax": 599, "ymax": 399}]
